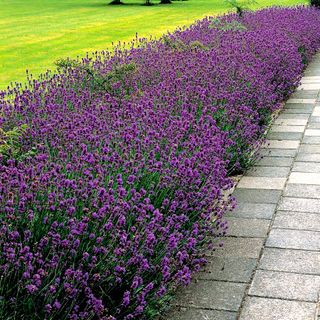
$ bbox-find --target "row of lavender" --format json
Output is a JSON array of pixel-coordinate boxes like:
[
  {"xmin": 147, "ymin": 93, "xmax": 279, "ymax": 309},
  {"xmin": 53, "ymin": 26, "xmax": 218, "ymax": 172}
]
[{"xmin": 1, "ymin": 6, "xmax": 320, "ymax": 320}]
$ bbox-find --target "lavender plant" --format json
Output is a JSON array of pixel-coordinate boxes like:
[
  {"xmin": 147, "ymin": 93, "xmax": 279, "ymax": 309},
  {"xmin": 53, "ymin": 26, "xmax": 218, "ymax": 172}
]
[{"xmin": 0, "ymin": 6, "xmax": 320, "ymax": 320}]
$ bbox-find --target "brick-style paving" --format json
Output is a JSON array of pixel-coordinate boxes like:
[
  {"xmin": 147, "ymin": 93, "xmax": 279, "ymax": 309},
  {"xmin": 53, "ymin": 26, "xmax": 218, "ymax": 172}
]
[{"xmin": 167, "ymin": 54, "xmax": 320, "ymax": 320}]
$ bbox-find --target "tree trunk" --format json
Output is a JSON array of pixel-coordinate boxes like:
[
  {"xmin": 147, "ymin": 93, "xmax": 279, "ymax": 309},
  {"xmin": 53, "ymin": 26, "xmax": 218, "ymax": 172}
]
[{"xmin": 109, "ymin": 0, "xmax": 124, "ymax": 5}]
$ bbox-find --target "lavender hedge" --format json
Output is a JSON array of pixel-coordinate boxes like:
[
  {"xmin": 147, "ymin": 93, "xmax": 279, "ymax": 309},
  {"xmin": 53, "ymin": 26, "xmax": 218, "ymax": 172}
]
[{"xmin": 1, "ymin": 6, "xmax": 320, "ymax": 320}]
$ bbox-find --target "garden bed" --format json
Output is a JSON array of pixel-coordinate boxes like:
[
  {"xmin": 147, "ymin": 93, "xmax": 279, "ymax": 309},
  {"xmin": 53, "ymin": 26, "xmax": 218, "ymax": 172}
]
[{"xmin": 1, "ymin": 6, "xmax": 320, "ymax": 320}]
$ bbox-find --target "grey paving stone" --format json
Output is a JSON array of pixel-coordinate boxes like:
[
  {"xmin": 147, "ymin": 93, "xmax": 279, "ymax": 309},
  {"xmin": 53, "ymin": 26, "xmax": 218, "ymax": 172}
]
[
  {"xmin": 227, "ymin": 218, "xmax": 270, "ymax": 238},
  {"xmin": 237, "ymin": 177, "xmax": 286, "ymax": 190},
  {"xmin": 298, "ymin": 84, "xmax": 320, "ymax": 90},
  {"xmin": 292, "ymin": 162, "xmax": 320, "ymax": 172},
  {"xmin": 285, "ymin": 103, "xmax": 314, "ymax": 109},
  {"xmin": 198, "ymin": 256, "xmax": 257, "ymax": 283},
  {"xmin": 287, "ymin": 98, "xmax": 316, "ymax": 104},
  {"xmin": 270, "ymin": 125, "xmax": 305, "ymax": 132},
  {"xmin": 274, "ymin": 118, "xmax": 308, "ymax": 126},
  {"xmin": 300, "ymin": 78, "xmax": 320, "ymax": 82},
  {"xmin": 246, "ymin": 166, "xmax": 290, "ymax": 178},
  {"xmin": 255, "ymin": 156, "xmax": 293, "ymax": 167},
  {"xmin": 281, "ymin": 108, "xmax": 313, "ymax": 114},
  {"xmin": 279, "ymin": 196, "xmax": 320, "ymax": 212},
  {"xmin": 291, "ymin": 90, "xmax": 319, "ymax": 98},
  {"xmin": 259, "ymin": 248, "xmax": 320, "ymax": 275},
  {"xmin": 168, "ymin": 308, "xmax": 237, "ymax": 320},
  {"xmin": 277, "ymin": 114, "xmax": 309, "ymax": 120},
  {"xmin": 305, "ymin": 71, "xmax": 320, "ymax": 77},
  {"xmin": 265, "ymin": 140, "xmax": 300, "ymax": 149},
  {"xmin": 209, "ymin": 237, "xmax": 264, "ymax": 259},
  {"xmin": 225, "ymin": 202, "xmax": 276, "ymax": 219},
  {"xmin": 308, "ymin": 123, "xmax": 320, "ymax": 129},
  {"xmin": 305, "ymin": 129, "xmax": 320, "ymax": 136},
  {"xmin": 299, "ymin": 144, "xmax": 320, "ymax": 153},
  {"xmin": 267, "ymin": 131, "xmax": 303, "ymax": 140},
  {"xmin": 266, "ymin": 228, "xmax": 320, "ymax": 251},
  {"xmin": 249, "ymin": 270, "xmax": 320, "ymax": 302},
  {"xmin": 233, "ymin": 189, "xmax": 282, "ymax": 204},
  {"xmin": 273, "ymin": 211, "xmax": 320, "ymax": 231},
  {"xmin": 260, "ymin": 148, "xmax": 297, "ymax": 157},
  {"xmin": 309, "ymin": 116, "xmax": 320, "ymax": 123},
  {"xmin": 312, "ymin": 107, "xmax": 320, "ymax": 117},
  {"xmin": 296, "ymin": 153, "xmax": 320, "ymax": 162},
  {"xmin": 288, "ymin": 172, "xmax": 320, "ymax": 185},
  {"xmin": 302, "ymin": 136, "xmax": 320, "ymax": 144},
  {"xmin": 240, "ymin": 296, "xmax": 316, "ymax": 320},
  {"xmin": 284, "ymin": 184, "xmax": 320, "ymax": 199},
  {"xmin": 174, "ymin": 280, "xmax": 246, "ymax": 311}
]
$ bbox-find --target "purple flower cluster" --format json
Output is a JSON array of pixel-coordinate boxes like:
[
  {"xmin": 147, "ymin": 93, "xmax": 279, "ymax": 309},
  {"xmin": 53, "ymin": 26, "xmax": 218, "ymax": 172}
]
[{"xmin": 1, "ymin": 6, "xmax": 320, "ymax": 319}]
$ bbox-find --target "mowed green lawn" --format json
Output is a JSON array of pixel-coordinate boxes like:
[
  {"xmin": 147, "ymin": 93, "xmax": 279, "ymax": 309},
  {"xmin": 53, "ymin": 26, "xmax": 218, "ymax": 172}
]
[{"xmin": 0, "ymin": 0, "xmax": 307, "ymax": 88}]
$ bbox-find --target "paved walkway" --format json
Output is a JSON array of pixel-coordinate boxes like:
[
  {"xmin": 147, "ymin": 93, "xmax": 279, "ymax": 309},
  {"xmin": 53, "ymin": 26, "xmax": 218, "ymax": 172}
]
[{"xmin": 168, "ymin": 53, "xmax": 320, "ymax": 320}]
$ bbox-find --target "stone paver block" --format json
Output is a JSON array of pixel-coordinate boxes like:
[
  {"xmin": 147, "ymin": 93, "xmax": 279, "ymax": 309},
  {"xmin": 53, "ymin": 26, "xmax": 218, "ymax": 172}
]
[
  {"xmin": 174, "ymin": 280, "xmax": 246, "ymax": 311},
  {"xmin": 226, "ymin": 202, "xmax": 276, "ymax": 219},
  {"xmin": 209, "ymin": 237, "xmax": 264, "ymax": 259},
  {"xmin": 227, "ymin": 218, "xmax": 270, "ymax": 238},
  {"xmin": 255, "ymin": 156, "xmax": 293, "ymax": 167},
  {"xmin": 302, "ymin": 136, "xmax": 320, "ymax": 144},
  {"xmin": 198, "ymin": 256, "xmax": 257, "ymax": 283},
  {"xmin": 292, "ymin": 162, "xmax": 320, "ymax": 172},
  {"xmin": 312, "ymin": 107, "xmax": 320, "ymax": 117},
  {"xmin": 240, "ymin": 296, "xmax": 316, "ymax": 320},
  {"xmin": 274, "ymin": 118, "xmax": 308, "ymax": 126},
  {"xmin": 259, "ymin": 248, "xmax": 320, "ymax": 275},
  {"xmin": 292, "ymin": 90, "xmax": 319, "ymax": 98},
  {"xmin": 290, "ymin": 90, "xmax": 318, "ymax": 97},
  {"xmin": 265, "ymin": 140, "xmax": 300, "ymax": 149},
  {"xmin": 279, "ymin": 196, "xmax": 320, "ymax": 212},
  {"xmin": 169, "ymin": 308, "xmax": 237, "ymax": 320},
  {"xmin": 270, "ymin": 125, "xmax": 305, "ymax": 132},
  {"xmin": 266, "ymin": 228, "xmax": 320, "ymax": 251},
  {"xmin": 301, "ymin": 76, "xmax": 320, "ymax": 80},
  {"xmin": 233, "ymin": 189, "xmax": 281, "ymax": 204},
  {"xmin": 305, "ymin": 72, "xmax": 320, "ymax": 77},
  {"xmin": 246, "ymin": 166, "xmax": 290, "ymax": 178},
  {"xmin": 267, "ymin": 132, "xmax": 303, "ymax": 140},
  {"xmin": 310, "ymin": 116, "xmax": 320, "ymax": 123},
  {"xmin": 237, "ymin": 177, "xmax": 286, "ymax": 190},
  {"xmin": 260, "ymin": 148, "xmax": 297, "ymax": 157},
  {"xmin": 297, "ymin": 153, "xmax": 320, "ymax": 162},
  {"xmin": 273, "ymin": 211, "xmax": 320, "ymax": 231},
  {"xmin": 277, "ymin": 114, "xmax": 309, "ymax": 120},
  {"xmin": 298, "ymin": 83, "xmax": 320, "ymax": 90},
  {"xmin": 288, "ymin": 172, "xmax": 320, "ymax": 185},
  {"xmin": 284, "ymin": 184, "xmax": 320, "ymax": 199},
  {"xmin": 286, "ymin": 98, "xmax": 316, "ymax": 104},
  {"xmin": 305, "ymin": 129, "xmax": 320, "ymax": 136},
  {"xmin": 249, "ymin": 270, "xmax": 320, "ymax": 302},
  {"xmin": 308, "ymin": 123, "xmax": 320, "ymax": 129},
  {"xmin": 281, "ymin": 108, "xmax": 313, "ymax": 114},
  {"xmin": 285, "ymin": 103, "xmax": 314, "ymax": 109},
  {"xmin": 299, "ymin": 144, "xmax": 320, "ymax": 153}
]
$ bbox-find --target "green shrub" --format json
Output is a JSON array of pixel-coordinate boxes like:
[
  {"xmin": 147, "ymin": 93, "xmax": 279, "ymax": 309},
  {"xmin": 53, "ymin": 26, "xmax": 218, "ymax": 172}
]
[
  {"xmin": 55, "ymin": 58, "xmax": 137, "ymax": 95},
  {"xmin": 224, "ymin": 0, "xmax": 256, "ymax": 17},
  {"xmin": 209, "ymin": 18, "xmax": 247, "ymax": 31},
  {"xmin": 0, "ymin": 124, "xmax": 37, "ymax": 161}
]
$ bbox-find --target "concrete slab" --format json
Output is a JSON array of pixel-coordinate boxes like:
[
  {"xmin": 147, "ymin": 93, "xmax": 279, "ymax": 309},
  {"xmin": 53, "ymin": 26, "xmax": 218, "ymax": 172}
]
[
  {"xmin": 240, "ymin": 297, "xmax": 316, "ymax": 320},
  {"xmin": 237, "ymin": 177, "xmax": 286, "ymax": 190}
]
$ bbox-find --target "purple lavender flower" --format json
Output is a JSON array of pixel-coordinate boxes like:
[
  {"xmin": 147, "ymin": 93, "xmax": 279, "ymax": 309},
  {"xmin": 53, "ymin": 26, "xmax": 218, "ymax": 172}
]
[{"xmin": 1, "ymin": 6, "xmax": 320, "ymax": 319}]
